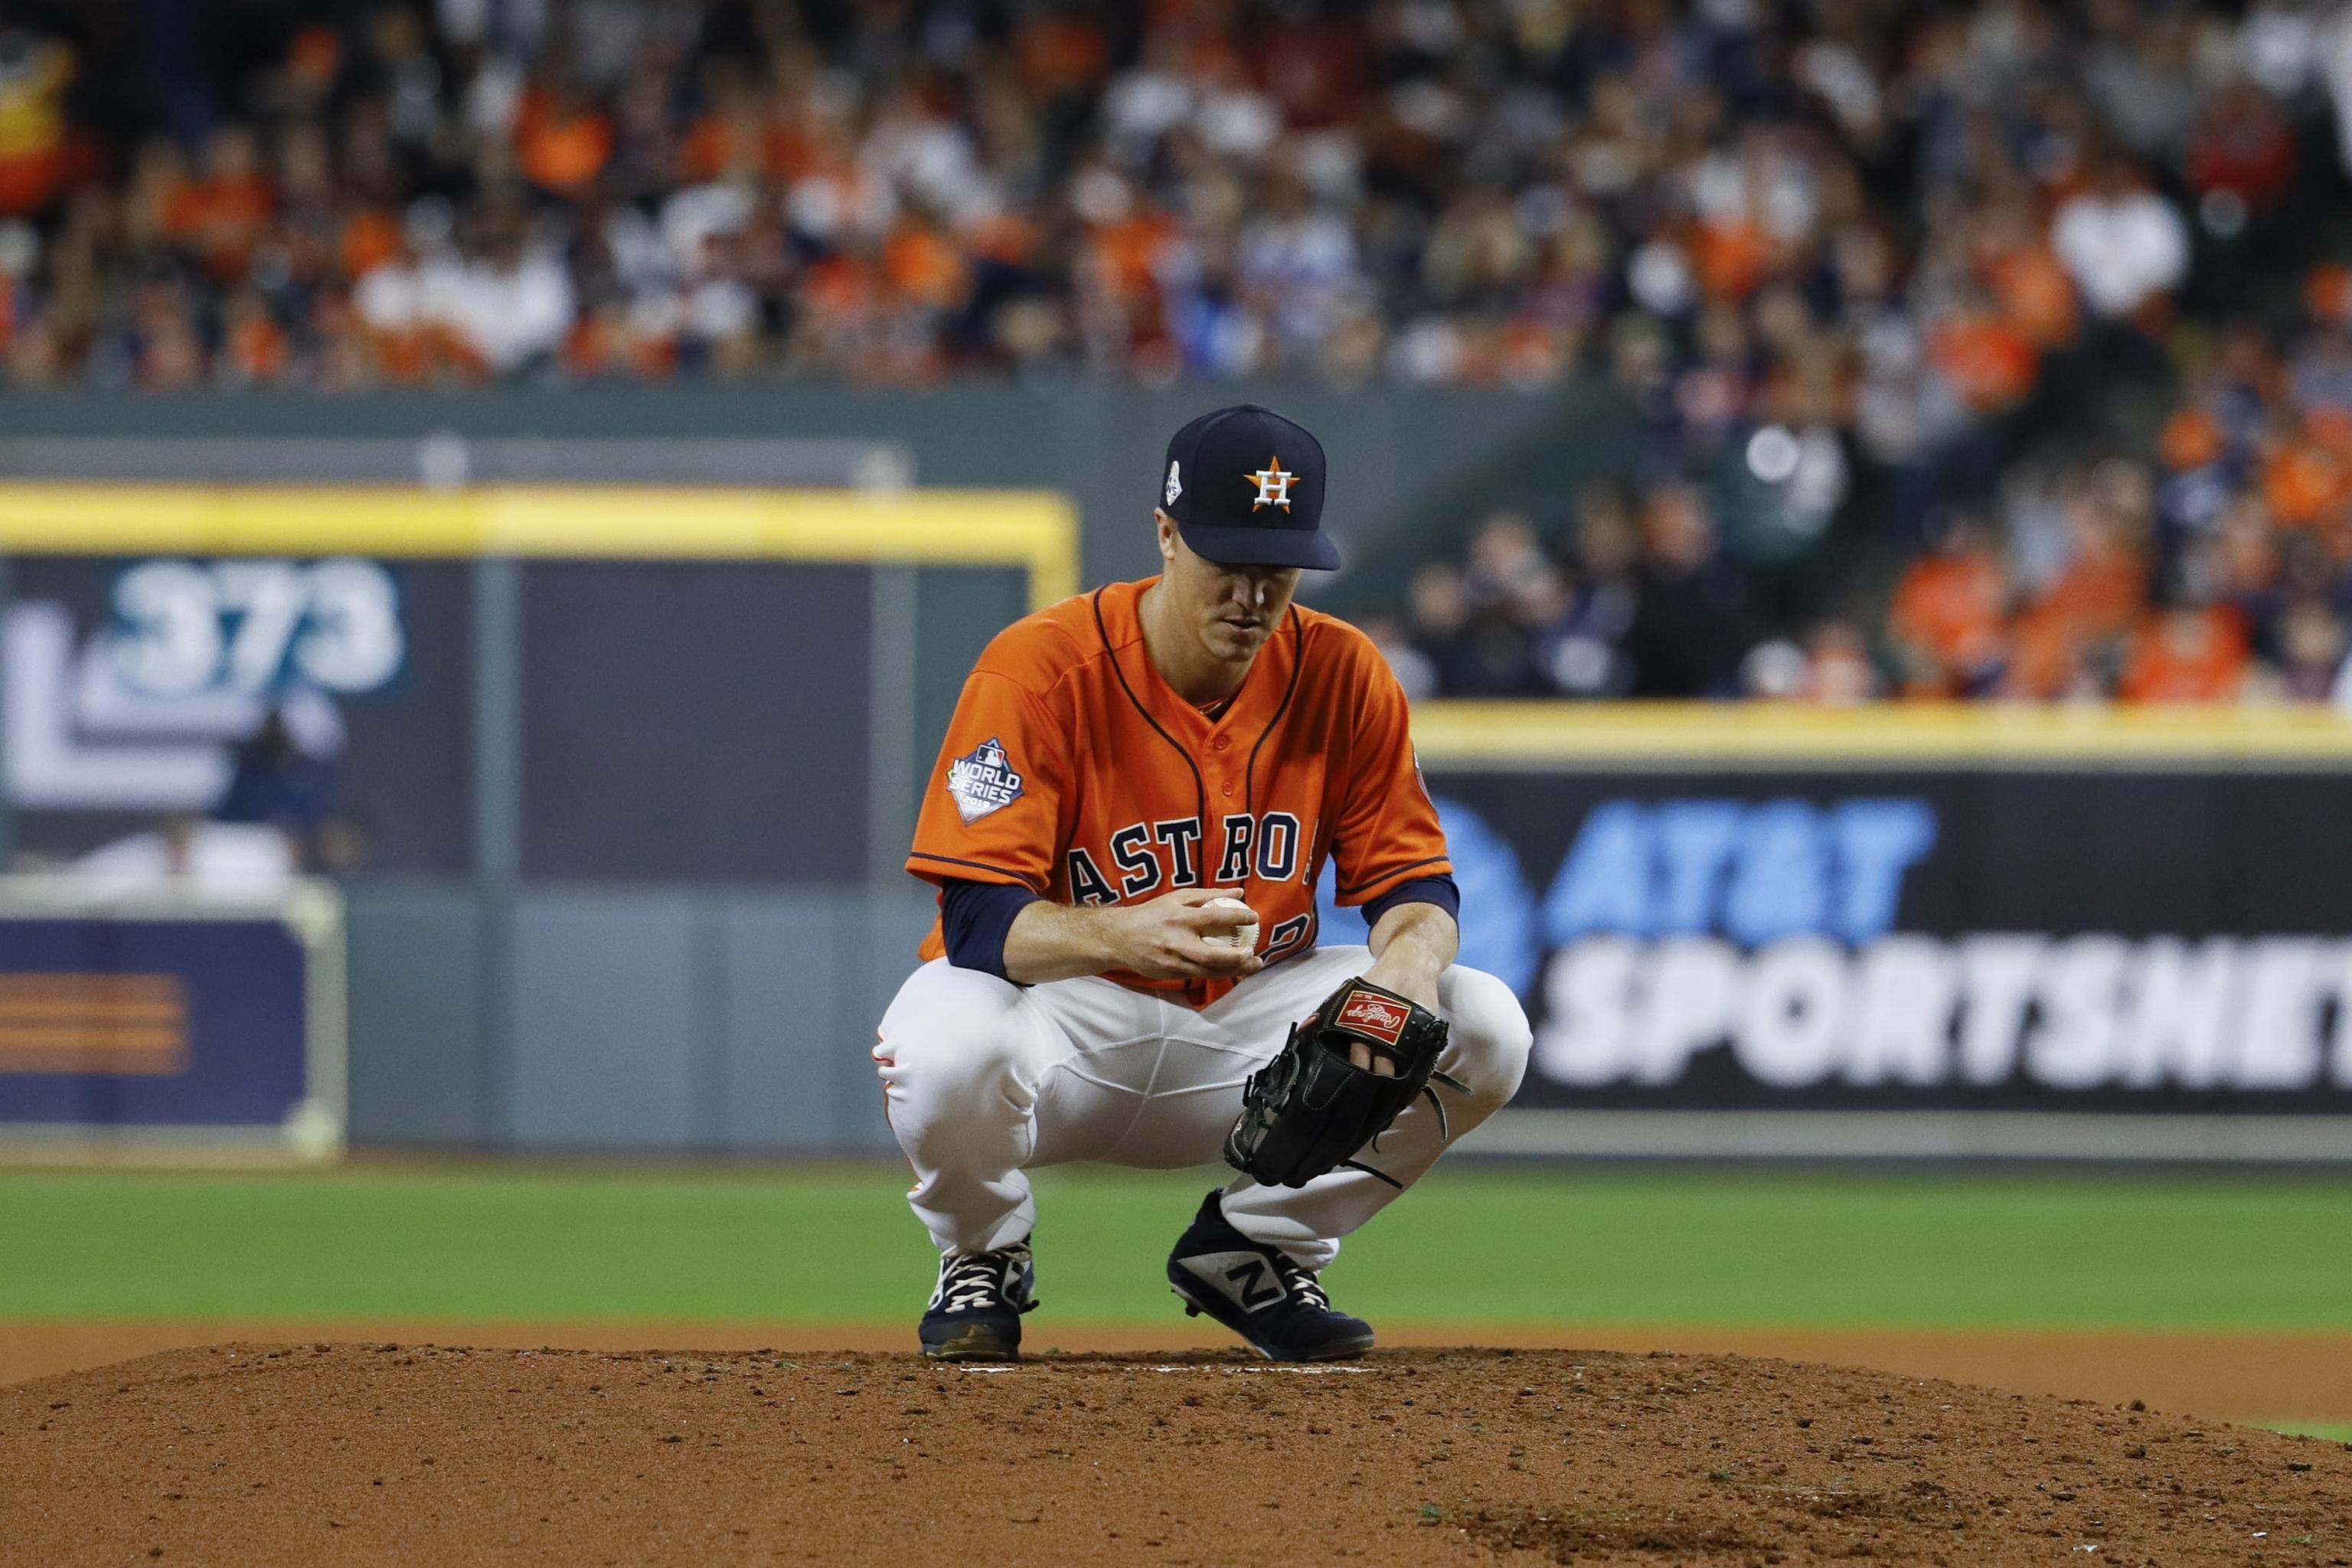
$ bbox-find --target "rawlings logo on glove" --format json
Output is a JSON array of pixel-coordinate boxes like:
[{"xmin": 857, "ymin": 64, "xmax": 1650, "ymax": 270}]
[
  {"xmin": 1334, "ymin": 991, "xmax": 1410, "ymax": 1044},
  {"xmin": 1223, "ymin": 976, "xmax": 1449, "ymax": 1188}
]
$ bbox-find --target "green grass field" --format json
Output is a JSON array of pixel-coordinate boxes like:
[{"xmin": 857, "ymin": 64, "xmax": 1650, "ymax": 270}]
[{"xmin": 5, "ymin": 1163, "xmax": 2350, "ymax": 1331}]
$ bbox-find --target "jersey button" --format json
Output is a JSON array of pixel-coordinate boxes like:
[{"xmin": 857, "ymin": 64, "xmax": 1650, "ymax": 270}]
[
  {"xmin": 1222, "ymin": 783, "xmax": 1234, "ymax": 797},
  {"xmin": 1211, "ymin": 734, "xmax": 1231, "ymax": 752}
]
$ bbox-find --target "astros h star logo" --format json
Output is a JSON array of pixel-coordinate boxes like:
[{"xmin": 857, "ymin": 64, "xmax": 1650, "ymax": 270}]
[{"xmin": 1247, "ymin": 455, "xmax": 1297, "ymax": 511}]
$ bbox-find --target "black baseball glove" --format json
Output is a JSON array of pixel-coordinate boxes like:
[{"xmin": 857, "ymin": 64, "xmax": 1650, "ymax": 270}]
[{"xmin": 1223, "ymin": 976, "xmax": 1449, "ymax": 1188}]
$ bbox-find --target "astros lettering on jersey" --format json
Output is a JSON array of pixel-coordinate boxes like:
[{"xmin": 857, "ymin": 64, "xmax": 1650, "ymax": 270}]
[{"xmin": 907, "ymin": 578, "xmax": 1451, "ymax": 1008}]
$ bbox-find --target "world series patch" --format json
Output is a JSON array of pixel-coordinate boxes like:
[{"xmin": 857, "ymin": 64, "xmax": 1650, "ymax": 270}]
[{"xmin": 946, "ymin": 736, "xmax": 1024, "ymax": 824}]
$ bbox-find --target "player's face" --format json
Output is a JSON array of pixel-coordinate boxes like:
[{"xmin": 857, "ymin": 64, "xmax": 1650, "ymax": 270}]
[{"xmin": 1158, "ymin": 514, "xmax": 1302, "ymax": 663}]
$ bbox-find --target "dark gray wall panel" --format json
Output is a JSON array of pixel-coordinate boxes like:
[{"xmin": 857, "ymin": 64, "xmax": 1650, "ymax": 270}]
[
  {"xmin": 511, "ymin": 889, "xmax": 697, "ymax": 1148},
  {"xmin": 518, "ymin": 562, "xmax": 871, "ymax": 882},
  {"xmin": 343, "ymin": 881, "xmax": 487, "ymax": 1144},
  {"xmin": 719, "ymin": 888, "xmax": 934, "ymax": 1154},
  {"xmin": 719, "ymin": 892, "xmax": 844, "ymax": 1152}
]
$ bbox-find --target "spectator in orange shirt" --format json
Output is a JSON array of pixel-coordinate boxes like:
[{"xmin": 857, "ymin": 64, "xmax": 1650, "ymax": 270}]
[
  {"xmin": 2259, "ymin": 414, "xmax": 2350, "ymax": 528},
  {"xmin": 1690, "ymin": 214, "xmax": 1772, "ymax": 304},
  {"xmin": 1078, "ymin": 173, "xmax": 1181, "ymax": 357},
  {"xmin": 1976, "ymin": 200, "xmax": 2079, "ymax": 351},
  {"xmin": 2159, "ymin": 405, "xmax": 2226, "ymax": 473},
  {"xmin": 2043, "ymin": 497, "xmax": 2149, "ymax": 635},
  {"xmin": 516, "ymin": 79, "xmax": 612, "ymax": 199},
  {"xmin": 2004, "ymin": 496, "xmax": 2148, "ymax": 699},
  {"xmin": 2118, "ymin": 603, "xmax": 2250, "ymax": 702},
  {"xmin": 882, "ymin": 217, "xmax": 969, "ymax": 312},
  {"xmin": 1888, "ymin": 512, "xmax": 2011, "ymax": 696},
  {"xmin": 1017, "ymin": 10, "xmax": 1109, "ymax": 103},
  {"xmin": 220, "ymin": 289, "xmax": 288, "ymax": 384},
  {"xmin": 1929, "ymin": 290, "xmax": 2039, "ymax": 414},
  {"xmin": 339, "ymin": 207, "xmax": 400, "ymax": 281},
  {"xmin": 680, "ymin": 72, "xmax": 766, "ymax": 185},
  {"xmin": 163, "ymin": 126, "xmax": 276, "ymax": 283}
]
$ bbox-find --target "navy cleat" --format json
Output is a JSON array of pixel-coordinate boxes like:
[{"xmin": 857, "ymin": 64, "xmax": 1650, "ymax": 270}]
[
  {"xmin": 1165, "ymin": 1189, "xmax": 1374, "ymax": 1362},
  {"xmin": 919, "ymin": 1240, "xmax": 1038, "ymax": 1362}
]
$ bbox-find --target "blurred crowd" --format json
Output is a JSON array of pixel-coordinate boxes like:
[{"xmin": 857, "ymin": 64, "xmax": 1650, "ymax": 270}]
[
  {"xmin": 6, "ymin": 0, "xmax": 2352, "ymax": 701},
  {"xmin": 1367, "ymin": 247, "xmax": 2352, "ymax": 704},
  {"xmin": 1368, "ymin": 450, "xmax": 2352, "ymax": 704},
  {"xmin": 5, "ymin": 0, "xmax": 2342, "ymax": 391}
]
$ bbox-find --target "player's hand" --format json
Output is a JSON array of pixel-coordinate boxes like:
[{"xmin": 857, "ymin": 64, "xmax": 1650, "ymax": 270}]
[
  {"xmin": 1109, "ymin": 887, "xmax": 1266, "ymax": 980},
  {"xmin": 1351, "ymin": 949, "xmax": 1442, "ymax": 1074}
]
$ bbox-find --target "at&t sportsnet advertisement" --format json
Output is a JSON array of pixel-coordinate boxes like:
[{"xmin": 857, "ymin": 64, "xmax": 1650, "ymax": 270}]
[{"xmin": 1328, "ymin": 771, "xmax": 2352, "ymax": 1113}]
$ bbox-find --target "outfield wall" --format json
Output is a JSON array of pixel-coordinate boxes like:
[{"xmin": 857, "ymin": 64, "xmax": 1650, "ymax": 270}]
[
  {"xmin": 332, "ymin": 714, "xmax": 2352, "ymax": 1157},
  {"xmin": 20, "ymin": 712, "xmax": 2352, "ymax": 1161},
  {"xmin": 0, "ymin": 420, "xmax": 2347, "ymax": 1158},
  {"xmin": 342, "ymin": 879, "xmax": 921, "ymax": 1154}
]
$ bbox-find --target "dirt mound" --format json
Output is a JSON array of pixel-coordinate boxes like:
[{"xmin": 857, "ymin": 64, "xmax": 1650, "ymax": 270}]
[{"xmin": 3, "ymin": 1344, "xmax": 2347, "ymax": 1567}]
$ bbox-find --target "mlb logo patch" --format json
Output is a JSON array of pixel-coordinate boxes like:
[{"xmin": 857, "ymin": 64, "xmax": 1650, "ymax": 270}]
[
  {"xmin": 946, "ymin": 736, "xmax": 1025, "ymax": 824},
  {"xmin": 1335, "ymin": 989, "xmax": 1410, "ymax": 1047}
]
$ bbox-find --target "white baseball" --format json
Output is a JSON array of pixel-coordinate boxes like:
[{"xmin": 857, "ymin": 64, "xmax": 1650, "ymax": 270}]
[{"xmin": 1199, "ymin": 896, "xmax": 1259, "ymax": 952}]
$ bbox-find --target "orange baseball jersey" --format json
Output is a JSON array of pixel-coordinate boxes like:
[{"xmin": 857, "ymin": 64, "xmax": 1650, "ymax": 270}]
[{"xmin": 907, "ymin": 577, "xmax": 1450, "ymax": 1008}]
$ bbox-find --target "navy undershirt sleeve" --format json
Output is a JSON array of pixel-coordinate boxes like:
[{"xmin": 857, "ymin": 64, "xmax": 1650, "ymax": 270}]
[
  {"xmin": 940, "ymin": 877, "xmax": 1042, "ymax": 982},
  {"xmin": 1361, "ymin": 874, "xmax": 1460, "ymax": 932}
]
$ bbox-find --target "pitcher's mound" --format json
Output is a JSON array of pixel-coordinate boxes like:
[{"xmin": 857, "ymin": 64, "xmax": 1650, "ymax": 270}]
[{"xmin": 4, "ymin": 1344, "xmax": 2347, "ymax": 1566}]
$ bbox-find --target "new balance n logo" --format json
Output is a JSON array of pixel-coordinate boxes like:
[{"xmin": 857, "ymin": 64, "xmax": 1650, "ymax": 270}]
[{"xmin": 1176, "ymin": 1250, "xmax": 1289, "ymax": 1314}]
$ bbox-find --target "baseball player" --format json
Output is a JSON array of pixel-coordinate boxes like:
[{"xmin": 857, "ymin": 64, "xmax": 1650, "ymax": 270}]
[{"xmin": 874, "ymin": 404, "xmax": 1531, "ymax": 1363}]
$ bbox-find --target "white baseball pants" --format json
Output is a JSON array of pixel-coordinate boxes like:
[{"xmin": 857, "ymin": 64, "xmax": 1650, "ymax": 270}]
[{"xmin": 873, "ymin": 945, "xmax": 1531, "ymax": 1268}]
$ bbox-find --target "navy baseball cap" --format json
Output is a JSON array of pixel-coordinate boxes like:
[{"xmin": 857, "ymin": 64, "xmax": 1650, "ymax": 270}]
[{"xmin": 1158, "ymin": 404, "xmax": 1340, "ymax": 570}]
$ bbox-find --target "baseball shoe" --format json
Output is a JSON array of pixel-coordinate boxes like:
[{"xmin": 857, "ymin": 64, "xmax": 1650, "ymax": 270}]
[
  {"xmin": 919, "ymin": 1239, "xmax": 1039, "ymax": 1362},
  {"xmin": 1165, "ymin": 1189, "xmax": 1375, "ymax": 1362}
]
